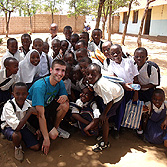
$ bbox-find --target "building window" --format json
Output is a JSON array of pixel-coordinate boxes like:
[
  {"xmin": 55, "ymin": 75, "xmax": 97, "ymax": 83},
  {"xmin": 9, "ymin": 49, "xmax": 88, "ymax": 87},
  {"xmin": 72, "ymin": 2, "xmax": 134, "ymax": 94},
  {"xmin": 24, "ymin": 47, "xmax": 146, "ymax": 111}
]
[
  {"xmin": 133, "ymin": 10, "xmax": 138, "ymax": 23},
  {"xmin": 123, "ymin": 12, "xmax": 127, "ymax": 24}
]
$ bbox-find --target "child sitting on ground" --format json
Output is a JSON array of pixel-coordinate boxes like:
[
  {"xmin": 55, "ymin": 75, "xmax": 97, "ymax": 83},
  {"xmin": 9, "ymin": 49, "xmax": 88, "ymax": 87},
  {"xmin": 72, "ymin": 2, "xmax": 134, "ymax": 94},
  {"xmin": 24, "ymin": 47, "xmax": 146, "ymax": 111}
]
[
  {"xmin": 71, "ymin": 87, "xmax": 100, "ymax": 136},
  {"xmin": 18, "ymin": 49, "xmax": 40, "ymax": 90},
  {"xmin": 51, "ymin": 39, "xmax": 62, "ymax": 60},
  {"xmin": 86, "ymin": 63, "xmax": 124, "ymax": 152},
  {"xmin": 19, "ymin": 33, "xmax": 32, "ymax": 57},
  {"xmin": 143, "ymin": 88, "xmax": 167, "ymax": 147},
  {"xmin": 1, "ymin": 38, "xmax": 24, "ymax": 69},
  {"xmin": 0, "ymin": 57, "xmax": 19, "ymax": 103},
  {"xmin": 32, "ymin": 38, "xmax": 52, "ymax": 77},
  {"xmin": 134, "ymin": 47, "xmax": 159, "ymax": 102},
  {"xmin": 1, "ymin": 82, "xmax": 40, "ymax": 161}
]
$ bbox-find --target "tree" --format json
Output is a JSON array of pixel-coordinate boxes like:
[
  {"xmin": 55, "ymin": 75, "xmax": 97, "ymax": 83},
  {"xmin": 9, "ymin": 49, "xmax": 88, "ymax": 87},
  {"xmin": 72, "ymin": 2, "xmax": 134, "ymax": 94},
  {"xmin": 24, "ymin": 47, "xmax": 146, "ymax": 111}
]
[
  {"xmin": 43, "ymin": 0, "xmax": 60, "ymax": 23},
  {"xmin": 137, "ymin": 0, "xmax": 156, "ymax": 47},
  {"xmin": 107, "ymin": 0, "xmax": 112, "ymax": 41},
  {"xmin": 20, "ymin": 0, "xmax": 40, "ymax": 33},
  {"xmin": 0, "ymin": 0, "xmax": 20, "ymax": 37},
  {"xmin": 121, "ymin": 0, "xmax": 133, "ymax": 45},
  {"xmin": 68, "ymin": 0, "xmax": 94, "ymax": 32},
  {"xmin": 101, "ymin": 0, "xmax": 109, "ymax": 39},
  {"xmin": 95, "ymin": 0, "xmax": 106, "ymax": 29}
]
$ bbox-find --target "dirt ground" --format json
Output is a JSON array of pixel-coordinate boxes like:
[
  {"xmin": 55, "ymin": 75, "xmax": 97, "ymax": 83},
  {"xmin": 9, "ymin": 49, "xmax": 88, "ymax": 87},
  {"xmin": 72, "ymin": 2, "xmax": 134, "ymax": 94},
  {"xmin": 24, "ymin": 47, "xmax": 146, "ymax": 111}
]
[{"xmin": 0, "ymin": 33, "xmax": 167, "ymax": 167}]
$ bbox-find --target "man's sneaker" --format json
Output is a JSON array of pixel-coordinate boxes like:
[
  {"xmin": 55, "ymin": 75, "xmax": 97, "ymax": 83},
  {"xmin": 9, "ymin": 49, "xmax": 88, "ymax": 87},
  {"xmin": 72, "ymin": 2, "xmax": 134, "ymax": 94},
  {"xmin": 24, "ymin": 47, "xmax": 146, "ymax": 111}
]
[
  {"xmin": 57, "ymin": 127, "xmax": 70, "ymax": 139},
  {"xmin": 15, "ymin": 146, "xmax": 24, "ymax": 161}
]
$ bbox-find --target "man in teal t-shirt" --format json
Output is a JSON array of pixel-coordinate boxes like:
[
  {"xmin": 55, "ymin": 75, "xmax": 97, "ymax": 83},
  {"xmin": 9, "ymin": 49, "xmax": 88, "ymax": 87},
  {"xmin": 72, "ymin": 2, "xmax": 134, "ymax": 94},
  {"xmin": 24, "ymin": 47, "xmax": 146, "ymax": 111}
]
[{"xmin": 28, "ymin": 59, "xmax": 69, "ymax": 155}]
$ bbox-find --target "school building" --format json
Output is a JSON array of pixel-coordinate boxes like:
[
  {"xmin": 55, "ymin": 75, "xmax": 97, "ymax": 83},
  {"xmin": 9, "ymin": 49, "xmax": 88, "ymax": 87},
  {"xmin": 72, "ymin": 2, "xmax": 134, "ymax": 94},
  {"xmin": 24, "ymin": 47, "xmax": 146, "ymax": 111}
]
[{"xmin": 117, "ymin": 0, "xmax": 167, "ymax": 36}]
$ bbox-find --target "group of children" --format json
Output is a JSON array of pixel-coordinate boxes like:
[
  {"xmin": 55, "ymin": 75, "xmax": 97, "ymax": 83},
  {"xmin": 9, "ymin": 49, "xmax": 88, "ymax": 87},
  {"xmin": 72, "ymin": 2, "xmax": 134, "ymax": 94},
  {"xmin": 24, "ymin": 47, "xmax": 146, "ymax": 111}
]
[{"xmin": 0, "ymin": 23, "xmax": 167, "ymax": 161}]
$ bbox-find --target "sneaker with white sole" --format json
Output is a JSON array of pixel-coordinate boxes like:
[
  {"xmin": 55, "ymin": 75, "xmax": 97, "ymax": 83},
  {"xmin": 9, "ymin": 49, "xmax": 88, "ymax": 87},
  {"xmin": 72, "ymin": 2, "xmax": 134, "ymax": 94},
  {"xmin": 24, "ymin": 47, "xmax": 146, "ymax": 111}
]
[
  {"xmin": 57, "ymin": 127, "xmax": 70, "ymax": 139},
  {"xmin": 15, "ymin": 146, "xmax": 24, "ymax": 161}
]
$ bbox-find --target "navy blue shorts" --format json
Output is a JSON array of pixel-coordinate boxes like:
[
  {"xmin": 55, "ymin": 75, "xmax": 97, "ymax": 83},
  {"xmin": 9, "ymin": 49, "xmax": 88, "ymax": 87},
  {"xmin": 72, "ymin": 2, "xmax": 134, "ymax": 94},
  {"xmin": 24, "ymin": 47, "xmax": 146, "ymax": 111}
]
[{"xmin": 2, "ymin": 126, "xmax": 39, "ymax": 148}]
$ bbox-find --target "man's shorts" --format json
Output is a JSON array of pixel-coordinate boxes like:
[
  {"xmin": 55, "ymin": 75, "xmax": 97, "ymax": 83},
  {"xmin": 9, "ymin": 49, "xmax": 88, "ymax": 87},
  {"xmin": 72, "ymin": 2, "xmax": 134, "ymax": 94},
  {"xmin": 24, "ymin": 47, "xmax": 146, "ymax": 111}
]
[
  {"xmin": 2, "ymin": 126, "xmax": 39, "ymax": 148},
  {"xmin": 45, "ymin": 99, "xmax": 60, "ymax": 132}
]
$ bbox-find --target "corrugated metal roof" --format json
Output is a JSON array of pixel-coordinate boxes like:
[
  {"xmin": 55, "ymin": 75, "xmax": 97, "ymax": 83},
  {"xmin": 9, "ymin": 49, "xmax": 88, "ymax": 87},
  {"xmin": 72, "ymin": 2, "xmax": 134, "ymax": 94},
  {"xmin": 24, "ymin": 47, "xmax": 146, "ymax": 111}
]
[{"xmin": 116, "ymin": 0, "xmax": 167, "ymax": 13}]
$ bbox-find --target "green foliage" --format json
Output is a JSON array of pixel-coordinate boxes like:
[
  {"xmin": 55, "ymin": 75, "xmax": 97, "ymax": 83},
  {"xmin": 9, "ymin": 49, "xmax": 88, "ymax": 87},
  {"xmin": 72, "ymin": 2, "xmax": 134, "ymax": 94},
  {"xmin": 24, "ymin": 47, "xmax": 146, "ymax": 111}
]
[
  {"xmin": 43, "ymin": 0, "xmax": 60, "ymax": 14},
  {"xmin": 20, "ymin": 0, "xmax": 40, "ymax": 16},
  {"xmin": 68, "ymin": 0, "xmax": 97, "ymax": 17}
]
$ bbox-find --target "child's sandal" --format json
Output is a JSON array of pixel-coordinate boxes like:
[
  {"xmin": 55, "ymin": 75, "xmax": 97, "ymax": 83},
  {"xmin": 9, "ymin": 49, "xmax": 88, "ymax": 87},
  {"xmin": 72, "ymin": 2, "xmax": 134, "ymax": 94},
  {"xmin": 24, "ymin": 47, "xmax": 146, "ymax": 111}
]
[{"xmin": 92, "ymin": 141, "xmax": 110, "ymax": 152}]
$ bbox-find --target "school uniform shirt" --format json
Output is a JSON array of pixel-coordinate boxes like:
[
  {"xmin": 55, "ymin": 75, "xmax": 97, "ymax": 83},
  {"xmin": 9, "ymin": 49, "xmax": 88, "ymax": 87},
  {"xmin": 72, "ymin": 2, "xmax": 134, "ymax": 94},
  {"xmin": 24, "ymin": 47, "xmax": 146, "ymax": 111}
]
[
  {"xmin": 71, "ymin": 99, "xmax": 101, "ymax": 119},
  {"xmin": 103, "ymin": 58, "xmax": 112, "ymax": 71},
  {"xmin": 1, "ymin": 98, "xmax": 32, "ymax": 130},
  {"xmin": 88, "ymin": 41, "xmax": 103, "ymax": 52},
  {"xmin": 39, "ymin": 52, "xmax": 53, "ymax": 77},
  {"xmin": 46, "ymin": 35, "xmax": 60, "ymax": 48},
  {"xmin": 18, "ymin": 49, "xmax": 40, "ymax": 84},
  {"xmin": 63, "ymin": 78, "xmax": 71, "ymax": 95},
  {"xmin": 52, "ymin": 53, "xmax": 63, "ymax": 60},
  {"xmin": 0, "ymin": 69, "xmax": 20, "ymax": 91},
  {"xmin": 93, "ymin": 77, "xmax": 124, "ymax": 105},
  {"xmin": 108, "ymin": 58, "xmax": 139, "ymax": 83},
  {"xmin": 1, "ymin": 49, "xmax": 24, "ymax": 69},
  {"xmin": 137, "ymin": 62, "xmax": 159, "ymax": 91}
]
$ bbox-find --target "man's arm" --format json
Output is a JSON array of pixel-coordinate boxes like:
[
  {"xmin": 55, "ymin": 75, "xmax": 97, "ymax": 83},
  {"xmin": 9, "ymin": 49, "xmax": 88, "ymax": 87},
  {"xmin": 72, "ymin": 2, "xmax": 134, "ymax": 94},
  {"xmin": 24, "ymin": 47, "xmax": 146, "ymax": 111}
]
[{"xmin": 36, "ymin": 105, "xmax": 50, "ymax": 155}]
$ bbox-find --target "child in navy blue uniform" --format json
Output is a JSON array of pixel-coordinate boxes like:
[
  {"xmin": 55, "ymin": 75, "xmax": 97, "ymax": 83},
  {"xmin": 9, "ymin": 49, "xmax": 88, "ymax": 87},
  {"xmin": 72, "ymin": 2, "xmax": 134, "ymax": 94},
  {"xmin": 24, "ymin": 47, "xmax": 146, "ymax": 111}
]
[
  {"xmin": 1, "ymin": 82, "xmax": 40, "ymax": 161},
  {"xmin": 71, "ymin": 87, "xmax": 100, "ymax": 136},
  {"xmin": 144, "ymin": 88, "xmax": 167, "ymax": 147}
]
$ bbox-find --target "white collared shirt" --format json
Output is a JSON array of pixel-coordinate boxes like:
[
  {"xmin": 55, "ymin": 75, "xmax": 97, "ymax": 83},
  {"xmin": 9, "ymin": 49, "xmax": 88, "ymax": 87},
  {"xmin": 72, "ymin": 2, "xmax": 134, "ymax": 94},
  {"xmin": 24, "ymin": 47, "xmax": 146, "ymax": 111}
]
[
  {"xmin": 0, "ymin": 69, "xmax": 20, "ymax": 91},
  {"xmin": 93, "ymin": 77, "xmax": 124, "ymax": 105},
  {"xmin": 39, "ymin": 52, "xmax": 53, "ymax": 77},
  {"xmin": 1, "ymin": 98, "xmax": 32, "ymax": 130}
]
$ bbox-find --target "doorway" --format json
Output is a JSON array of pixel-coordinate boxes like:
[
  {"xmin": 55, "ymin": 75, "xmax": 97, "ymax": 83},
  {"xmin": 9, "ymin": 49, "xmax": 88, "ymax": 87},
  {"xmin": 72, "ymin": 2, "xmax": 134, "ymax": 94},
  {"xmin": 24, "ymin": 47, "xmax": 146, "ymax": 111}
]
[{"xmin": 144, "ymin": 9, "xmax": 152, "ymax": 35}]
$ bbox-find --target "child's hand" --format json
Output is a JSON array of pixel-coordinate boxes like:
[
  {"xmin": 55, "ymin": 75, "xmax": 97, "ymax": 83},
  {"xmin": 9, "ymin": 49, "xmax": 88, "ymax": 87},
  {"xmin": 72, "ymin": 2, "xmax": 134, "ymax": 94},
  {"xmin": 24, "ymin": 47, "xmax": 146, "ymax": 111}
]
[
  {"xmin": 124, "ymin": 83, "xmax": 134, "ymax": 91},
  {"xmin": 143, "ymin": 105, "xmax": 149, "ymax": 112},
  {"xmin": 35, "ymin": 129, "xmax": 42, "ymax": 140},
  {"xmin": 28, "ymin": 107, "xmax": 38, "ymax": 115},
  {"xmin": 99, "ymin": 114, "xmax": 106, "ymax": 125},
  {"xmin": 161, "ymin": 119, "xmax": 167, "ymax": 130},
  {"xmin": 84, "ymin": 128, "xmax": 93, "ymax": 136}
]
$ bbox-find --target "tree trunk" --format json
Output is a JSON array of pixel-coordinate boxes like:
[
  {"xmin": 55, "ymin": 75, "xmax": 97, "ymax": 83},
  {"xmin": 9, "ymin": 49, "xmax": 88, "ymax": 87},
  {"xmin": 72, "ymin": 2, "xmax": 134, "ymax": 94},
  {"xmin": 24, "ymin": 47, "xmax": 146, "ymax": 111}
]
[
  {"xmin": 102, "ymin": 5, "xmax": 109, "ymax": 39},
  {"xmin": 121, "ymin": 0, "xmax": 133, "ymax": 45},
  {"xmin": 137, "ymin": 0, "xmax": 155, "ymax": 47},
  {"xmin": 30, "ymin": 15, "xmax": 32, "ymax": 34},
  {"xmin": 5, "ymin": 11, "xmax": 11, "ymax": 37},
  {"xmin": 108, "ymin": 0, "xmax": 112, "ymax": 41},
  {"xmin": 52, "ymin": 12, "xmax": 54, "ymax": 23},
  {"xmin": 95, "ymin": 0, "xmax": 105, "ymax": 29}
]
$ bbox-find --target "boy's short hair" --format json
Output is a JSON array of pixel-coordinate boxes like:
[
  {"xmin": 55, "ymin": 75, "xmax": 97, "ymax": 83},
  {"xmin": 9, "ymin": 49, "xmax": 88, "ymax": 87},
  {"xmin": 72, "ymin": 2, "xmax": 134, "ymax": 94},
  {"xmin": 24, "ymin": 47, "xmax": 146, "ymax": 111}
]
[
  {"xmin": 12, "ymin": 82, "xmax": 28, "ymax": 92},
  {"xmin": 60, "ymin": 40, "xmax": 68, "ymax": 45},
  {"xmin": 79, "ymin": 57, "xmax": 92, "ymax": 64},
  {"xmin": 88, "ymin": 63, "xmax": 101, "ymax": 74},
  {"xmin": 81, "ymin": 32, "xmax": 89, "ymax": 41},
  {"xmin": 76, "ymin": 40, "xmax": 87, "ymax": 47},
  {"xmin": 52, "ymin": 39, "xmax": 61, "ymax": 45},
  {"xmin": 92, "ymin": 29, "xmax": 102, "ymax": 34},
  {"xmin": 76, "ymin": 48, "xmax": 88, "ymax": 56},
  {"xmin": 65, "ymin": 62, "xmax": 72, "ymax": 70},
  {"xmin": 63, "ymin": 26, "xmax": 72, "ymax": 31},
  {"xmin": 7, "ymin": 38, "xmax": 17, "ymax": 46},
  {"xmin": 51, "ymin": 59, "xmax": 66, "ymax": 69},
  {"xmin": 152, "ymin": 88, "xmax": 165, "ymax": 99},
  {"xmin": 134, "ymin": 47, "xmax": 148, "ymax": 57},
  {"xmin": 4, "ymin": 57, "xmax": 18, "ymax": 67},
  {"xmin": 33, "ymin": 38, "xmax": 43, "ymax": 44},
  {"xmin": 71, "ymin": 34, "xmax": 79, "ymax": 40},
  {"xmin": 64, "ymin": 51, "xmax": 75, "ymax": 59},
  {"xmin": 21, "ymin": 33, "xmax": 31, "ymax": 40}
]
